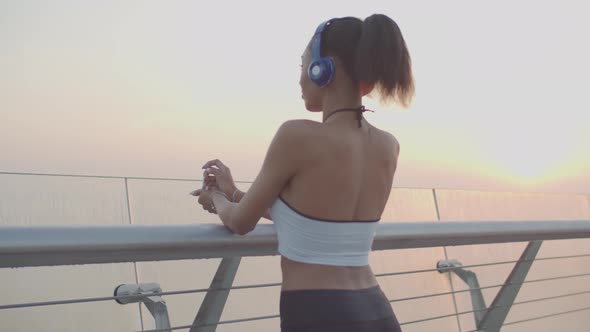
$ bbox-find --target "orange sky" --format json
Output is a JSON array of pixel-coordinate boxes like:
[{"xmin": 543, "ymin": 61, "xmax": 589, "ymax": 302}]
[{"xmin": 1, "ymin": 1, "xmax": 589, "ymax": 194}]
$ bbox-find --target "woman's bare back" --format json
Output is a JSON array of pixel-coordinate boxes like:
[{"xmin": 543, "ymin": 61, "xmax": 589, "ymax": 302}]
[{"xmin": 279, "ymin": 118, "xmax": 400, "ymax": 290}]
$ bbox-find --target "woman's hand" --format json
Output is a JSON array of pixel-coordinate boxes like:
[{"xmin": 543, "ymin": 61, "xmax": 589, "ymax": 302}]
[
  {"xmin": 201, "ymin": 159, "xmax": 238, "ymax": 200},
  {"xmin": 190, "ymin": 187, "xmax": 217, "ymax": 214}
]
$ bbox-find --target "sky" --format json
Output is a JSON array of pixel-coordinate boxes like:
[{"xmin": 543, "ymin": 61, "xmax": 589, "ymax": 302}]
[{"xmin": 1, "ymin": 0, "xmax": 589, "ymax": 194}]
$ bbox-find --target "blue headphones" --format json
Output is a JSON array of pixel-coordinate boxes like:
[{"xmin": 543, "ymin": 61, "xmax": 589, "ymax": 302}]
[{"xmin": 308, "ymin": 19, "xmax": 336, "ymax": 87}]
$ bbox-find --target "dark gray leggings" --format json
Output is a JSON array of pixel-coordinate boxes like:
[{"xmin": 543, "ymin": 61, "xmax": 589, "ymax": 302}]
[{"xmin": 280, "ymin": 286, "xmax": 402, "ymax": 332}]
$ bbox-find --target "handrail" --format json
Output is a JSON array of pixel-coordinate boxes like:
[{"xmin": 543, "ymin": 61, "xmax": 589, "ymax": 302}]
[{"xmin": 1, "ymin": 220, "xmax": 590, "ymax": 268}]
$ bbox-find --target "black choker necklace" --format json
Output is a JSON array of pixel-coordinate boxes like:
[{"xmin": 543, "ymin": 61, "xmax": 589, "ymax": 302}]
[{"xmin": 323, "ymin": 106, "xmax": 374, "ymax": 128}]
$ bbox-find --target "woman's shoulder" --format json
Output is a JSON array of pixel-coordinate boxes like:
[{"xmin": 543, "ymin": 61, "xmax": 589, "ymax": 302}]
[
  {"xmin": 280, "ymin": 119, "xmax": 321, "ymax": 130},
  {"xmin": 377, "ymin": 128, "xmax": 400, "ymax": 159},
  {"xmin": 276, "ymin": 119, "xmax": 321, "ymax": 140},
  {"xmin": 363, "ymin": 124, "xmax": 400, "ymax": 161},
  {"xmin": 276, "ymin": 119, "xmax": 398, "ymax": 151},
  {"xmin": 269, "ymin": 120, "xmax": 318, "ymax": 153},
  {"xmin": 380, "ymin": 128, "xmax": 400, "ymax": 149}
]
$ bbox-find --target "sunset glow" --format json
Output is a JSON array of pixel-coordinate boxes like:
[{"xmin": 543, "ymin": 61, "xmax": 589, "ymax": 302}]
[{"xmin": 1, "ymin": 1, "xmax": 588, "ymax": 194}]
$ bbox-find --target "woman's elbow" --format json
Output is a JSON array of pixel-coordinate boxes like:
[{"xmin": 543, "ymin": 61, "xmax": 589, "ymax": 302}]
[
  {"xmin": 230, "ymin": 218, "xmax": 255, "ymax": 235},
  {"xmin": 233, "ymin": 224, "xmax": 254, "ymax": 236}
]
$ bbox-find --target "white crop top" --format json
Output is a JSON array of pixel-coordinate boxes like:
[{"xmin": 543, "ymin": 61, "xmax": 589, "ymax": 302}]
[{"xmin": 270, "ymin": 196, "xmax": 379, "ymax": 266}]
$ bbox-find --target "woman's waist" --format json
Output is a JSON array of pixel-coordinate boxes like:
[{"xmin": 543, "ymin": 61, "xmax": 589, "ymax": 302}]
[{"xmin": 280, "ymin": 256, "xmax": 378, "ymax": 291}]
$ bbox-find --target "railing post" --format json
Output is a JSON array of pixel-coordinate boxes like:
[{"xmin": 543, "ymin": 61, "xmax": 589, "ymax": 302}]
[
  {"xmin": 190, "ymin": 257, "xmax": 242, "ymax": 332},
  {"xmin": 477, "ymin": 240, "xmax": 543, "ymax": 332},
  {"xmin": 439, "ymin": 240, "xmax": 543, "ymax": 332},
  {"xmin": 114, "ymin": 283, "xmax": 171, "ymax": 331},
  {"xmin": 144, "ymin": 299, "xmax": 172, "ymax": 332},
  {"xmin": 437, "ymin": 259, "xmax": 487, "ymax": 328}
]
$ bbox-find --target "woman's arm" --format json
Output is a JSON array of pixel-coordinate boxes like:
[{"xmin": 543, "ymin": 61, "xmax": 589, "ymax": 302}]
[
  {"xmin": 231, "ymin": 189, "xmax": 272, "ymax": 221},
  {"xmin": 208, "ymin": 120, "xmax": 303, "ymax": 234}
]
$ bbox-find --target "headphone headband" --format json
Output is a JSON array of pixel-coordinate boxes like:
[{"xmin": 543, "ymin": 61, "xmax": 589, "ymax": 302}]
[
  {"xmin": 310, "ymin": 19, "xmax": 335, "ymax": 61},
  {"xmin": 308, "ymin": 18, "xmax": 337, "ymax": 87}
]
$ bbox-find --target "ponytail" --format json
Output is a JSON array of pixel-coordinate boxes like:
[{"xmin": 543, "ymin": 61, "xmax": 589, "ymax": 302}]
[
  {"xmin": 355, "ymin": 14, "xmax": 414, "ymax": 107},
  {"xmin": 321, "ymin": 14, "xmax": 414, "ymax": 107}
]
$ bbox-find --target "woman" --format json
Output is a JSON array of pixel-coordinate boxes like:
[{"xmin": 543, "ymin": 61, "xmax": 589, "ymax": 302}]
[{"xmin": 192, "ymin": 14, "xmax": 413, "ymax": 332}]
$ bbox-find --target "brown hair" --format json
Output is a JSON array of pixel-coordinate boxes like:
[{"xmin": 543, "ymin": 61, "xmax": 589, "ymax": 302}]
[{"xmin": 320, "ymin": 14, "xmax": 414, "ymax": 107}]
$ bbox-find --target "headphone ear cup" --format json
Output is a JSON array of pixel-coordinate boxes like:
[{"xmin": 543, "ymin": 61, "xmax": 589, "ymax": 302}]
[{"xmin": 309, "ymin": 57, "xmax": 335, "ymax": 87}]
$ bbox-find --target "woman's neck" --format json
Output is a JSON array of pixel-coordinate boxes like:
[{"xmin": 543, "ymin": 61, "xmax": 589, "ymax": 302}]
[{"xmin": 321, "ymin": 92, "xmax": 362, "ymax": 123}]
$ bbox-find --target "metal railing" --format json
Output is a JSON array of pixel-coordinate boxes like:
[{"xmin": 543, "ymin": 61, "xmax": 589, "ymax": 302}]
[
  {"xmin": 2, "ymin": 221, "xmax": 590, "ymax": 268},
  {"xmin": 1, "ymin": 221, "xmax": 590, "ymax": 332},
  {"xmin": 2, "ymin": 171, "xmax": 590, "ymax": 331}
]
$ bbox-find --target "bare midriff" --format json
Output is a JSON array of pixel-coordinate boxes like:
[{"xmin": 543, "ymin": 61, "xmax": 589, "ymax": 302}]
[{"xmin": 280, "ymin": 256, "xmax": 379, "ymax": 291}]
